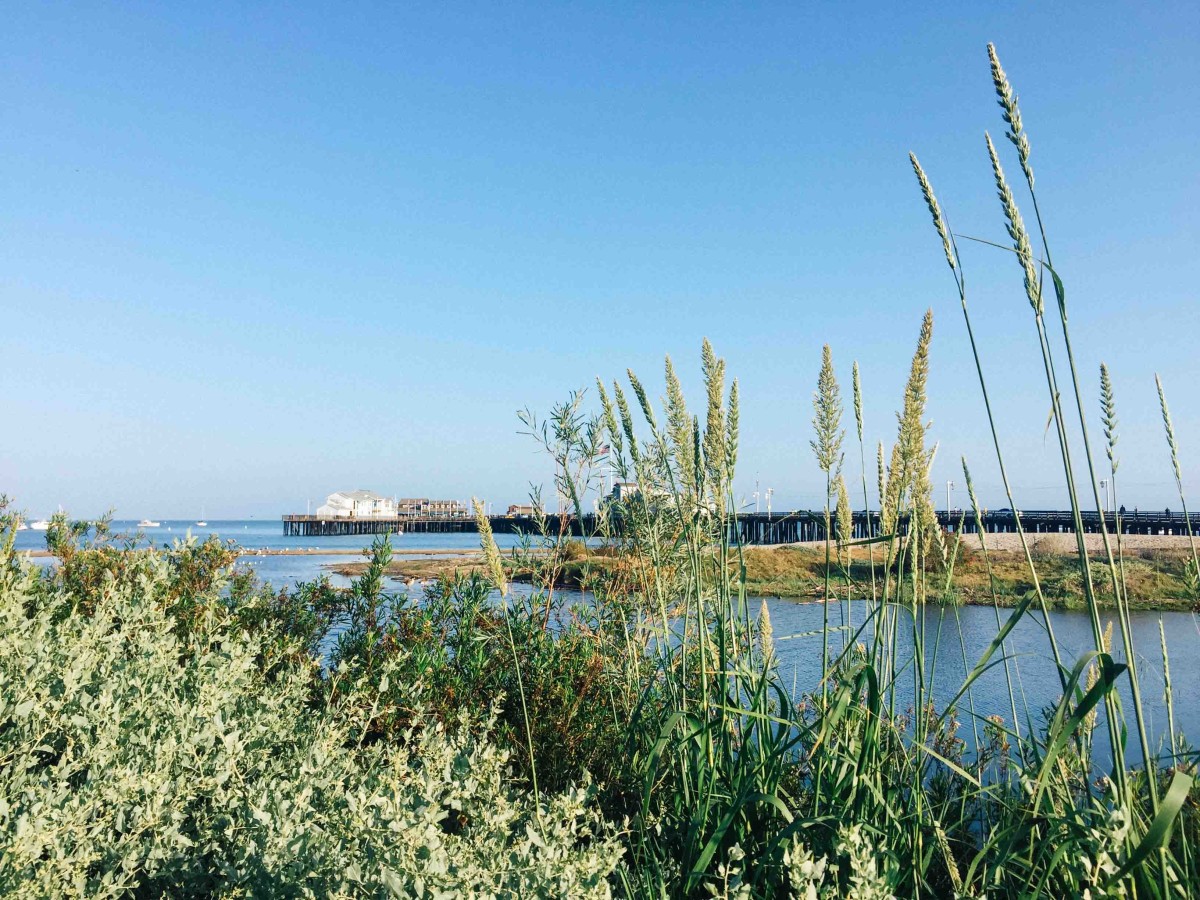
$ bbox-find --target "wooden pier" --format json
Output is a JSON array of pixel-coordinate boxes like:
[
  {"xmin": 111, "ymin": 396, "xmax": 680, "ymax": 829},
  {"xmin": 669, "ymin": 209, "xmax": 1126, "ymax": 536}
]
[
  {"xmin": 283, "ymin": 513, "xmax": 594, "ymax": 537},
  {"xmin": 283, "ymin": 510, "xmax": 1199, "ymax": 544},
  {"xmin": 728, "ymin": 509, "xmax": 1198, "ymax": 543}
]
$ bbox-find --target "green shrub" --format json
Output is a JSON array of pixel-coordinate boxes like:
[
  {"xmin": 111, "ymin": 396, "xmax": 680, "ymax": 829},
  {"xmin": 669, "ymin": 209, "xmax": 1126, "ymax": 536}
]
[
  {"xmin": 315, "ymin": 534, "xmax": 645, "ymax": 800},
  {"xmin": 0, "ymin": 544, "xmax": 622, "ymax": 898}
]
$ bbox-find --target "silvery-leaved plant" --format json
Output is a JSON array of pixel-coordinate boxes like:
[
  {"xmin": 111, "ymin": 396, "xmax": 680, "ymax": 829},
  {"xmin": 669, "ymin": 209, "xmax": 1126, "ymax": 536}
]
[{"xmin": 0, "ymin": 546, "xmax": 622, "ymax": 897}]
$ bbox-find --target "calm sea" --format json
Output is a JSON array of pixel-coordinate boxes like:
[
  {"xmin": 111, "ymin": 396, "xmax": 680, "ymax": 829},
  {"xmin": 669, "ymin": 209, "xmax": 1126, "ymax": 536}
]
[
  {"xmin": 12, "ymin": 518, "xmax": 524, "ymax": 588},
  {"xmin": 14, "ymin": 519, "xmax": 1200, "ymax": 762}
]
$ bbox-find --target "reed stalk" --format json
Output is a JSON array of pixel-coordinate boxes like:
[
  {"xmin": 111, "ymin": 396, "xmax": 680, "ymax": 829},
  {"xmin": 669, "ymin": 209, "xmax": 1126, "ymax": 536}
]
[
  {"xmin": 1101, "ymin": 364, "xmax": 1132, "ymax": 612},
  {"xmin": 473, "ymin": 498, "xmax": 540, "ymax": 814},
  {"xmin": 1156, "ymin": 375, "xmax": 1199, "ymax": 572},
  {"xmin": 836, "ymin": 473, "xmax": 853, "ymax": 631},
  {"xmin": 963, "ymin": 457, "xmax": 1024, "ymax": 742},
  {"xmin": 811, "ymin": 344, "xmax": 844, "ymax": 685},
  {"xmin": 993, "ymin": 117, "xmax": 1128, "ymax": 795},
  {"xmin": 988, "ymin": 44, "xmax": 1153, "ymax": 808},
  {"xmin": 908, "ymin": 151, "xmax": 1067, "ymax": 694},
  {"xmin": 853, "ymin": 361, "xmax": 879, "ymax": 614}
]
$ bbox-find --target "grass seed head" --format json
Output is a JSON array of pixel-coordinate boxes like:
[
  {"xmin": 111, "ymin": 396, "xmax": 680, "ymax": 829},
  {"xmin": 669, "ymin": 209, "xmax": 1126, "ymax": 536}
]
[
  {"xmin": 664, "ymin": 355, "xmax": 696, "ymax": 496},
  {"xmin": 472, "ymin": 497, "xmax": 507, "ymax": 597},
  {"xmin": 877, "ymin": 441, "xmax": 887, "ymax": 513},
  {"xmin": 757, "ymin": 597, "xmax": 774, "ymax": 662},
  {"xmin": 986, "ymin": 132, "xmax": 1042, "ymax": 315},
  {"xmin": 726, "ymin": 378, "xmax": 740, "ymax": 484},
  {"xmin": 1099, "ymin": 363, "xmax": 1119, "ymax": 475},
  {"xmin": 962, "ymin": 457, "xmax": 984, "ymax": 524},
  {"xmin": 596, "ymin": 378, "xmax": 624, "ymax": 461},
  {"xmin": 897, "ymin": 310, "xmax": 935, "ymax": 476},
  {"xmin": 1156, "ymin": 374, "xmax": 1184, "ymax": 487},
  {"xmin": 811, "ymin": 344, "xmax": 845, "ymax": 483},
  {"xmin": 612, "ymin": 382, "xmax": 641, "ymax": 467},
  {"xmin": 627, "ymin": 369, "xmax": 658, "ymax": 432},
  {"xmin": 909, "ymin": 152, "xmax": 956, "ymax": 270},
  {"xmin": 988, "ymin": 43, "xmax": 1034, "ymax": 189},
  {"xmin": 836, "ymin": 475, "xmax": 853, "ymax": 564},
  {"xmin": 852, "ymin": 361, "xmax": 864, "ymax": 444},
  {"xmin": 702, "ymin": 340, "xmax": 728, "ymax": 500}
]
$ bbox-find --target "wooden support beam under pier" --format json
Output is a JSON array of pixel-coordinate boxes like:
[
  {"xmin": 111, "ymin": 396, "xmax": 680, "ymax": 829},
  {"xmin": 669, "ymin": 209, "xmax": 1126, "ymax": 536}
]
[{"xmin": 282, "ymin": 509, "xmax": 1199, "ymax": 544}]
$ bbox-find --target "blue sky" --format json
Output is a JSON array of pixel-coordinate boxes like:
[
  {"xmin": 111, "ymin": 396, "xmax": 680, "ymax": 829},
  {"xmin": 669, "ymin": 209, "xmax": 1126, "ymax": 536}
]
[{"xmin": 2, "ymin": 2, "xmax": 1197, "ymax": 518}]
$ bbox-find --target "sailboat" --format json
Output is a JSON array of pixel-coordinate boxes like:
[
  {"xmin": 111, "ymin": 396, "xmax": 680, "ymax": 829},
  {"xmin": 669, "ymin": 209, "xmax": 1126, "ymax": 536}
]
[
  {"xmin": 196, "ymin": 506, "xmax": 208, "ymax": 528},
  {"xmin": 31, "ymin": 505, "xmax": 66, "ymax": 531}
]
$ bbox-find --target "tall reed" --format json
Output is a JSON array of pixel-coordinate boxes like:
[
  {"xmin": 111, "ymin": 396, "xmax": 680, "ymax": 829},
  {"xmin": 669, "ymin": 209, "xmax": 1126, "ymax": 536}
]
[
  {"xmin": 1155, "ymin": 375, "xmax": 1199, "ymax": 574},
  {"xmin": 811, "ymin": 344, "xmax": 844, "ymax": 684},
  {"xmin": 904, "ymin": 41, "xmax": 1195, "ymax": 896},
  {"xmin": 987, "ymin": 46, "xmax": 1145, "ymax": 801},
  {"xmin": 853, "ymin": 360, "xmax": 879, "ymax": 610}
]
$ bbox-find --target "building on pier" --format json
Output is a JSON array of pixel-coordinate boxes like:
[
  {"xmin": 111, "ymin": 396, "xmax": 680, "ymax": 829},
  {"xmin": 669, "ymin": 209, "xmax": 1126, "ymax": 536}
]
[
  {"xmin": 314, "ymin": 492, "xmax": 470, "ymax": 520},
  {"xmin": 315, "ymin": 490, "xmax": 396, "ymax": 518},
  {"xmin": 396, "ymin": 498, "xmax": 469, "ymax": 517}
]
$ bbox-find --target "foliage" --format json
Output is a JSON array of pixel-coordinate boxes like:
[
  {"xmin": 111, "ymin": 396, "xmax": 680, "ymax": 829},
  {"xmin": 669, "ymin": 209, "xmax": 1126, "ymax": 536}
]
[{"xmin": 0, "ymin": 534, "xmax": 622, "ymax": 898}]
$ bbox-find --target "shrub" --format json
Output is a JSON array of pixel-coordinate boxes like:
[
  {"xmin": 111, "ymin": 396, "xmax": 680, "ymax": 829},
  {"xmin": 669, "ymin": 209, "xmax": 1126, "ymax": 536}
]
[{"xmin": 0, "ymin": 543, "xmax": 622, "ymax": 898}]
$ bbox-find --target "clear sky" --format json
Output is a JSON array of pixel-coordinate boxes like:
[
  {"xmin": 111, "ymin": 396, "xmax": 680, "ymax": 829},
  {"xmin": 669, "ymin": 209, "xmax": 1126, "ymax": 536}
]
[{"xmin": 3, "ymin": 2, "xmax": 1197, "ymax": 519}]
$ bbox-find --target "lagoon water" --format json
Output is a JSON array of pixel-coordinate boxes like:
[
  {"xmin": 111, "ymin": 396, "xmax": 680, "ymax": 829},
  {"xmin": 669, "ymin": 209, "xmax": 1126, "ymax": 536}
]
[
  {"xmin": 15, "ymin": 519, "xmax": 1199, "ymax": 763},
  {"xmin": 768, "ymin": 598, "xmax": 1200, "ymax": 765}
]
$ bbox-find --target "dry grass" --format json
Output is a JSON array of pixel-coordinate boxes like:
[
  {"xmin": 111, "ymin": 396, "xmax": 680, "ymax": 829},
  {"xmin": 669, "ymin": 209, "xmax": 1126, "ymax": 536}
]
[
  {"xmin": 329, "ymin": 554, "xmax": 489, "ymax": 582},
  {"xmin": 326, "ymin": 538, "xmax": 1198, "ymax": 610},
  {"xmin": 736, "ymin": 539, "xmax": 1197, "ymax": 609}
]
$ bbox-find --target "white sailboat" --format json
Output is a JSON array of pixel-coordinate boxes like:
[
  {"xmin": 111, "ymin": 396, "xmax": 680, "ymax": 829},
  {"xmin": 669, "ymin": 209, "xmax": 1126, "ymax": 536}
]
[
  {"xmin": 31, "ymin": 505, "xmax": 66, "ymax": 531},
  {"xmin": 196, "ymin": 505, "xmax": 207, "ymax": 528}
]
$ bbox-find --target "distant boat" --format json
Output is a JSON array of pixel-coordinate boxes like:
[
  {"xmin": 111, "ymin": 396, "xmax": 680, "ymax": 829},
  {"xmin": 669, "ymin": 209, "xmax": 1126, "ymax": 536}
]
[
  {"xmin": 195, "ymin": 521, "xmax": 208, "ymax": 527},
  {"xmin": 16, "ymin": 521, "xmax": 29, "ymax": 531},
  {"xmin": 137, "ymin": 519, "xmax": 161, "ymax": 528},
  {"xmin": 30, "ymin": 520, "xmax": 50, "ymax": 531}
]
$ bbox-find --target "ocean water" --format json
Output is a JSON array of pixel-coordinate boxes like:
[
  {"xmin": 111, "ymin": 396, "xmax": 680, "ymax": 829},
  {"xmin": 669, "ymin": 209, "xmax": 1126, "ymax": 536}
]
[
  {"xmin": 14, "ymin": 519, "xmax": 1200, "ymax": 761},
  {"xmin": 13, "ymin": 518, "xmax": 526, "ymax": 554}
]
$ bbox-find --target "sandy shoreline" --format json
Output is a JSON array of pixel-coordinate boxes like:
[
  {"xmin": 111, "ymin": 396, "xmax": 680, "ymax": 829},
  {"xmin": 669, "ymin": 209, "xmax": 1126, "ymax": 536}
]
[
  {"xmin": 782, "ymin": 533, "xmax": 1198, "ymax": 554},
  {"xmin": 938, "ymin": 533, "xmax": 1195, "ymax": 554}
]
